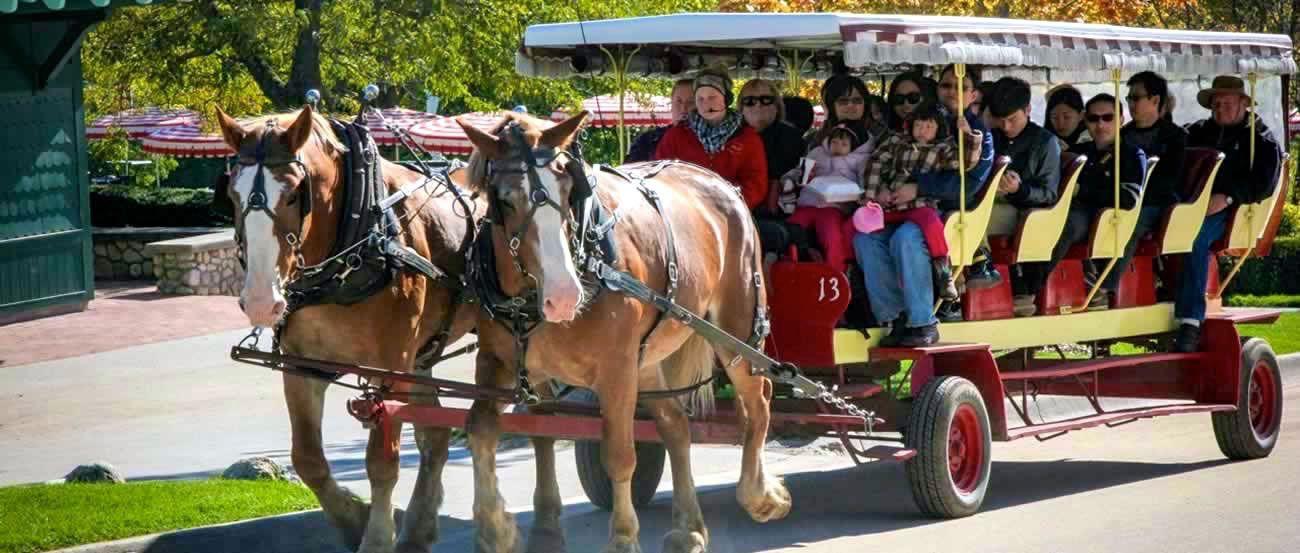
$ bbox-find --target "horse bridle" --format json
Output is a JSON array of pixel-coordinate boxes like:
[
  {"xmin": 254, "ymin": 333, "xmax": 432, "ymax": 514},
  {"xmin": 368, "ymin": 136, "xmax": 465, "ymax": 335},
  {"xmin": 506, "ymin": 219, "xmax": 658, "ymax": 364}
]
[
  {"xmin": 485, "ymin": 124, "xmax": 594, "ymax": 273},
  {"xmin": 232, "ymin": 120, "xmax": 314, "ymax": 270}
]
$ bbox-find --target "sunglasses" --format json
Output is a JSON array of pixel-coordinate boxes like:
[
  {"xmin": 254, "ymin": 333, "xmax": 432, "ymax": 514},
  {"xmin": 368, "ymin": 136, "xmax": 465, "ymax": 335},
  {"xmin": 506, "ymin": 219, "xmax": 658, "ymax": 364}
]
[
  {"xmin": 741, "ymin": 95, "xmax": 776, "ymax": 107},
  {"xmin": 1085, "ymin": 112, "xmax": 1116, "ymax": 123},
  {"xmin": 889, "ymin": 92, "xmax": 923, "ymax": 106}
]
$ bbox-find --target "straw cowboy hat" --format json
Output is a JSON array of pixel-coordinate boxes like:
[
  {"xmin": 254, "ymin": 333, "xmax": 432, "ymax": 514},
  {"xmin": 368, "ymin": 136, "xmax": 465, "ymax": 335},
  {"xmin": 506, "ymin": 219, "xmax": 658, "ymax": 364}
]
[{"xmin": 1197, "ymin": 75, "xmax": 1253, "ymax": 109}]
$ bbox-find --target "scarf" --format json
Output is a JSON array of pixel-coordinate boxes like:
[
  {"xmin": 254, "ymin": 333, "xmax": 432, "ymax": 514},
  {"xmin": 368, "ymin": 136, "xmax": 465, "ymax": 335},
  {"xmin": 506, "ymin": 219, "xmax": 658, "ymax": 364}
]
[{"xmin": 687, "ymin": 110, "xmax": 742, "ymax": 155}]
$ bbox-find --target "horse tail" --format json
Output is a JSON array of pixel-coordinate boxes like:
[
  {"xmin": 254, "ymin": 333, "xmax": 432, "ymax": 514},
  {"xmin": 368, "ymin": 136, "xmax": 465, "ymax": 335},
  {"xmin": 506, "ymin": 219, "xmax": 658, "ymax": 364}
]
[{"xmin": 664, "ymin": 333, "xmax": 716, "ymax": 418}]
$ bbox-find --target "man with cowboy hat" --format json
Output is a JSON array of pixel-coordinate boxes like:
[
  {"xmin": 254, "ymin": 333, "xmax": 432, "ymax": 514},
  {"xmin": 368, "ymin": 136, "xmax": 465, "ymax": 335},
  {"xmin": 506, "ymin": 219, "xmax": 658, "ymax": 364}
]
[{"xmin": 1174, "ymin": 75, "xmax": 1283, "ymax": 352}]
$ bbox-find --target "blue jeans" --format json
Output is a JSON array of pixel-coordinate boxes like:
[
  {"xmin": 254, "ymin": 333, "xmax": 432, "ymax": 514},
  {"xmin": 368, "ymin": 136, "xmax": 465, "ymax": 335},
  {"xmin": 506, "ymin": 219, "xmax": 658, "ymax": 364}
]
[
  {"xmin": 853, "ymin": 223, "xmax": 938, "ymax": 328},
  {"xmin": 1175, "ymin": 210, "xmax": 1230, "ymax": 323}
]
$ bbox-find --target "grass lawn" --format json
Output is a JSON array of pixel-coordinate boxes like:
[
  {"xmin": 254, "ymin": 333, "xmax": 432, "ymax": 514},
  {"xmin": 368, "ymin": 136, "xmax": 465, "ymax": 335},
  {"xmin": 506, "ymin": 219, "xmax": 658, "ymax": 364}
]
[
  {"xmin": 0, "ymin": 479, "xmax": 317, "ymax": 553},
  {"xmin": 1239, "ymin": 311, "xmax": 1300, "ymax": 355}
]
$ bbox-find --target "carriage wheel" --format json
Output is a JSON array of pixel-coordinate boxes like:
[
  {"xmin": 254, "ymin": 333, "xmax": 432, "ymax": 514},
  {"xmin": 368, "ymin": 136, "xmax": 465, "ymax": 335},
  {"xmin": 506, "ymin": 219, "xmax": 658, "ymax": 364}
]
[
  {"xmin": 904, "ymin": 376, "xmax": 992, "ymax": 518},
  {"xmin": 1213, "ymin": 338, "xmax": 1283, "ymax": 460},
  {"xmin": 574, "ymin": 440, "xmax": 666, "ymax": 511},
  {"xmin": 565, "ymin": 388, "xmax": 667, "ymax": 511}
]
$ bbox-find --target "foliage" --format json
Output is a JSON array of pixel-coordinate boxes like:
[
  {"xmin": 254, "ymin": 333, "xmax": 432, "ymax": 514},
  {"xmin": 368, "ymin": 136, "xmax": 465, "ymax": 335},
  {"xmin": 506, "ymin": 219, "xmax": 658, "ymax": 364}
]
[
  {"xmin": 90, "ymin": 185, "xmax": 229, "ymax": 228},
  {"xmin": 82, "ymin": 0, "xmax": 712, "ymax": 123},
  {"xmin": 86, "ymin": 129, "xmax": 179, "ymax": 189},
  {"xmin": 0, "ymin": 479, "xmax": 316, "ymax": 553},
  {"xmin": 1278, "ymin": 202, "xmax": 1300, "ymax": 238},
  {"xmin": 1221, "ymin": 236, "xmax": 1300, "ymax": 296}
]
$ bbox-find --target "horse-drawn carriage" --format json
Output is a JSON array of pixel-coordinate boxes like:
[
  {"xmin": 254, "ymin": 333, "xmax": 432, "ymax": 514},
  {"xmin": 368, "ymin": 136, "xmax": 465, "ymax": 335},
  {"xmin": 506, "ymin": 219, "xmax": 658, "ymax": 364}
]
[{"xmin": 224, "ymin": 12, "xmax": 1290, "ymax": 553}]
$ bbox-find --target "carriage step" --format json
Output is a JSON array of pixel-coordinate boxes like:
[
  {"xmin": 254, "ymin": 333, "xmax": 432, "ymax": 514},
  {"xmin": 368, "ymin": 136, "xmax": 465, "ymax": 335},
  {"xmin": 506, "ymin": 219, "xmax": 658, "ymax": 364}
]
[
  {"xmin": 856, "ymin": 445, "xmax": 917, "ymax": 462},
  {"xmin": 1004, "ymin": 403, "xmax": 1235, "ymax": 441}
]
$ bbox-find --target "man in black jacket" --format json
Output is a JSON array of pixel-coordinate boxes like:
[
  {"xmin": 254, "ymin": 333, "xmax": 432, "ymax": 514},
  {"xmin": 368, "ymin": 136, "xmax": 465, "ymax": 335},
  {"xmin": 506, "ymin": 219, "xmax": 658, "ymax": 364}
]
[
  {"xmin": 1175, "ymin": 75, "xmax": 1283, "ymax": 352},
  {"xmin": 1049, "ymin": 94, "xmax": 1149, "ymax": 310},
  {"xmin": 1123, "ymin": 71, "xmax": 1186, "ymax": 209},
  {"xmin": 986, "ymin": 77, "xmax": 1063, "ymax": 316},
  {"xmin": 625, "ymin": 79, "xmax": 694, "ymax": 163}
]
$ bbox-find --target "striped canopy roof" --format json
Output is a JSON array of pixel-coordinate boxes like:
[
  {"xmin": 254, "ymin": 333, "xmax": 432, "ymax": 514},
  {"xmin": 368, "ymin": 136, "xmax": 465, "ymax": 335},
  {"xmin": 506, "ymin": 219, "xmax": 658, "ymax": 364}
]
[
  {"xmin": 407, "ymin": 113, "xmax": 510, "ymax": 156},
  {"xmin": 551, "ymin": 95, "xmax": 674, "ymax": 127},
  {"xmin": 362, "ymin": 107, "xmax": 439, "ymax": 145},
  {"xmin": 139, "ymin": 125, "xmax": 233, "ymax": 158},
  {"xmin": 86, "ymin": 107, "xmax": 200, "ymax": 139},
  {"xmin": 518, "ymin": 13, "xmax": 1295, "ymax": 78}
]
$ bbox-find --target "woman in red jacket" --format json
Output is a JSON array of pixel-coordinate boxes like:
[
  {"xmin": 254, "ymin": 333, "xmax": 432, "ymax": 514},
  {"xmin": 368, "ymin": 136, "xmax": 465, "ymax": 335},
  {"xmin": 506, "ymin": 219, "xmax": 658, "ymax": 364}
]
[{"xmin": 654, "ymin": 68, "xmax": 769, "ymax": 211}]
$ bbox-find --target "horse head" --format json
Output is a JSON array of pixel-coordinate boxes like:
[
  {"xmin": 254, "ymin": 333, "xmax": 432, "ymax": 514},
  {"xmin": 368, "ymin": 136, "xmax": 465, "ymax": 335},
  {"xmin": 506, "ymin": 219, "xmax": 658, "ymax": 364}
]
[
  {"xmin": 216, "ymin": 105, "xmax": 345, "ymax": 328},
  {"xmin": 461, "ymin": 111, "xmax": 591, "ymax": 323}
]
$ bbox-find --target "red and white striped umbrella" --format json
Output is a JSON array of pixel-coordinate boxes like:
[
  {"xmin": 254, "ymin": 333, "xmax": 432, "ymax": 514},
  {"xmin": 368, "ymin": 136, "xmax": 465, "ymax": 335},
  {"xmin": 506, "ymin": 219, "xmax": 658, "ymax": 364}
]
[
  {"xmin": 1288, "ymin": 109, "xmax": 1299, "ymax": 134},
  {"xmin": 87, "ymin": 107, "xmax": 201, "ymax": 139},
  {"xmin": 363, "ymin": 107, "xmax": 439, "ymax": 145},
  {"xmin": 551, "ymin": 94, "xmax": 672, "ymax": 128},
  {"xmin": 812, "ymin": 105, "xmax": 826, "ymax": 128},
  {"xmin": 408, "ymin": 112, "xmax": 511, "ymax": 156},
  {"xmin": 139, "ymin": 125, "xmax": 234, "ymax": 158}
]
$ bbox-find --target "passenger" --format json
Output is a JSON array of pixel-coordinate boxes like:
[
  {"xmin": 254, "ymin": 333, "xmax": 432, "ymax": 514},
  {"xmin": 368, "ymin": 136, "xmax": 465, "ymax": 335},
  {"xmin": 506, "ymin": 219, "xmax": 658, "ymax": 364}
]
[
  {"xmin": 884, "ymin": 71, "xmax": 935, "ymax": 133},
  {"xmin": 935, "ymin": 64, "xmax": 1001, "ymax": 292},
  {"xmin": 784, "ymin": 124, "xmax": 871, "ymax": 272},
  {"xmin": 851, "ymin": 65, "xmax": 995, "ymax": 346},
  {"xmin": 986, "ymin": 76, "xmax": 1063, "ymax": 317},
  {"xmin": 654, "ymin": 67, "xmax": 769, "ymax": 210},
  {"xmin": 741, "ymin": 78, "xmax": 810, "ymax": 255},
  {"xmin": 1042, "ymin": 94, "xmax": 1148, "ymax": 310},
  {"xmin": 626, "ymin": 78, "xmax": 694, "ymax": 163},
  {"xmin": 865, "ymin": 94, "xmax": 888, "ymax": 131},
  {"xmin": 1174, "ymin": 75, "xmax": 1283, "ymax": 351},
  {"xmin": 811, "ymin": 73, "xmax": 874, "ymax": 150},
  {"xmin": 1045, "ymin": 85, "xmax": 1090, "ymax": 149},
  {"xmin": 861, "ymin": 101, "xmax": 983, "ymax": 301},
  {"xmin": 1123, "ymin": 71, "xmax": 1187, "ymax": 220}
]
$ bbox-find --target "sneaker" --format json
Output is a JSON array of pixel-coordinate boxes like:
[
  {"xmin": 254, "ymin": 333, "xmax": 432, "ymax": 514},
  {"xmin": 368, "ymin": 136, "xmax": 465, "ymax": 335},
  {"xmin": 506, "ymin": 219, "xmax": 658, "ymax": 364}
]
[
  {"xmin": 937, "ymin": 301, "xmax": 963, "ymax": 323},
  {"xmin": 1086, "ymin": 290, "xmax": 1111, "ymax": 311},
  {"xmin": 898, "ymin": 323, "xmax": 940, "ymax": 347},
  {"xmin": 1173, "ymin": 323, "xmax": 1201, "ymax": 353},
  {"xmin": 1012, "ymin": 294, "xmax": 1038, "ymax": 317},
  {"xmin": 932, "ymin": 258, "xmax": 960, "ymax": 301},
  {"xmin": 877, "ymin": 319, "xmax": 906, "ymax": 347}
]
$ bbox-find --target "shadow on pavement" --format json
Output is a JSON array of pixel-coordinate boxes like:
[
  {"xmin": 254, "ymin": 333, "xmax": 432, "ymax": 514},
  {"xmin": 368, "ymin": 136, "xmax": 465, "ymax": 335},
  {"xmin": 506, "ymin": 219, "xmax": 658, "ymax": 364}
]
[{"xmin": 128, "ymin": 509, "xmax": 475, "ymax": 553}]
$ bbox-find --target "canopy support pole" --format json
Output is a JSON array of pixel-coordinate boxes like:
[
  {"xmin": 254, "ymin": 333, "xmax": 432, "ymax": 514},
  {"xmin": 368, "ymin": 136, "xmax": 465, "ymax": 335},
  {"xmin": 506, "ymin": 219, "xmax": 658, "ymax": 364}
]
[
  {"xmin": 1215, "ymin": 72, "xmax": 1261, "ymax": 298},
  {"xmin": 1080, "ymin": 68, "xmax": 1124, "ymax": 311},
  {"xmin": 936, "ymin": 63, "xmax": 968, "ymax": 314},
  {"xmin": 599, "ymin": 46, "xmax": 641, "ymax": 165}
]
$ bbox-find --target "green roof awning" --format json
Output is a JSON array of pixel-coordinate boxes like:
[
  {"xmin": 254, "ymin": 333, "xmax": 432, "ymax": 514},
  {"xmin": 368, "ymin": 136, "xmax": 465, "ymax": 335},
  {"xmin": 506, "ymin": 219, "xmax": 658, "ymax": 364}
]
[{"xmin": 1, "ymin": 0, "xmax": 157, "ymax": 15}]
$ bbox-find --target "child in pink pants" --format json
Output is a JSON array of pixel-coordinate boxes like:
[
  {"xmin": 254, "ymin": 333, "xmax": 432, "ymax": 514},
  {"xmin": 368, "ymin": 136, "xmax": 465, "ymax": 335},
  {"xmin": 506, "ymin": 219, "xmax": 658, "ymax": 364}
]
[{"xmin": 784, "ymin": 125, "xmax": 870, "ymax": 272}]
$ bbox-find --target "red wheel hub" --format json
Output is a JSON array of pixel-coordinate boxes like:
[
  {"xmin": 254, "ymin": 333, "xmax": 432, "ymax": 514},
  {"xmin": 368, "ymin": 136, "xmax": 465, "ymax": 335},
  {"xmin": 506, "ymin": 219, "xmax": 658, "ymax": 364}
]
[
  {"xmin": 1248, "ymin": 361, "xmax": 1278, "ymax": 439},
  {"xmin": 948, "ymin": 404, "xmax": 985, "ymax": 494}
]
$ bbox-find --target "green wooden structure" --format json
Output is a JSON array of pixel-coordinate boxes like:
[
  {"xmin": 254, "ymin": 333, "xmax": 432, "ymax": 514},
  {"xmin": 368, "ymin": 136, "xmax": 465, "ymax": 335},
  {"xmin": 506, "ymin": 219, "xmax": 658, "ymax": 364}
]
[{"xmin": 0, "ymin": 0, "xmax": 160, "ymax": 324}]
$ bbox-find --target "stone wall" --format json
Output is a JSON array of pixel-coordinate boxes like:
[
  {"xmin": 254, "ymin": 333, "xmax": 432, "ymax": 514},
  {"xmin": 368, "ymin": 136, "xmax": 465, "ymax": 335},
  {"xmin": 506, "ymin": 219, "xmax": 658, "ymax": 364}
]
[
  {"xmin": 93, "ymin": 228, "xmax": 224, "ymax": 280},
  {"xmin": 144, "ymin": 230, "xmax": 244, "ymax": 296}
]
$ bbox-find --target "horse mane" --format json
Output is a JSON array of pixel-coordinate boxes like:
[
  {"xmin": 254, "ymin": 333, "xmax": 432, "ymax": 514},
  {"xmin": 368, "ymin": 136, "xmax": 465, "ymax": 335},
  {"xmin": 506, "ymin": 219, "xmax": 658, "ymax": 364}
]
[{"xmin": 237, "ymin": 109, "xmax": 348, "ymax": 156}]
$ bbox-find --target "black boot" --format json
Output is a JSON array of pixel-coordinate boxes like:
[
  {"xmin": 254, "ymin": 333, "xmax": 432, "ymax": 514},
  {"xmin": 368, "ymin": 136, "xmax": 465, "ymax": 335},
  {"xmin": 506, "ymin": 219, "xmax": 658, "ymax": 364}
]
[
  {"xmin": 899, "ymin": 323, "xmax": 940, "ymax": 347},
  {"xmin": 936, "ymin": 301, "xmax": 963, "ymax": 323},
  {"xmin": 1173, "ymin": 323, "xmax": 1201, "ymax": 353},
  {"xmin": 878, "ymin": 319, "xmax": 906, "ymax": 347},
  {"xmin": 933, "ymin": 257, "xmax": 960, "ymax": 301}
]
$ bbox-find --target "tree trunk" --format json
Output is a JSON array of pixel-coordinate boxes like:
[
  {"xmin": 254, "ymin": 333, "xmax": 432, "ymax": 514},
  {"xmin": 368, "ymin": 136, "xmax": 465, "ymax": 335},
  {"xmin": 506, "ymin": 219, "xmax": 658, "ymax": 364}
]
[{"xmin": 284, "ymin": 0, "xmax": 324, "ymax": 109}]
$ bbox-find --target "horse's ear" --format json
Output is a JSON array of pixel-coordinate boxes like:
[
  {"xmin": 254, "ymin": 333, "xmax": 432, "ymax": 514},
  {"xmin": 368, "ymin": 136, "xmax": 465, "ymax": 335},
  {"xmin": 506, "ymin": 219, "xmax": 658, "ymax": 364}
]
[
  {"xmin": 284, "ymin": 105, "xmax": 315, "ymax": 153},
  {"xmin": 459, "ymin": 118, "xmax": 502, "ymax": 158},
  {"xmin": 542, "ymin": 111, "xmax": 589, "ymax": 148},
  {"xmin": 215, "ymin": 106, "xmax": 245, "ymax": 151}
]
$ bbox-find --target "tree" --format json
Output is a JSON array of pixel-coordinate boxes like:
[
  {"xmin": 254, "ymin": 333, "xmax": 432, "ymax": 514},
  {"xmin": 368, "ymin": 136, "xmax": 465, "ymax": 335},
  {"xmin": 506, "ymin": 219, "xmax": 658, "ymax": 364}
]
[{"xmin": 83, "ymin": 0, "xmax": 712, "ymax": 119}]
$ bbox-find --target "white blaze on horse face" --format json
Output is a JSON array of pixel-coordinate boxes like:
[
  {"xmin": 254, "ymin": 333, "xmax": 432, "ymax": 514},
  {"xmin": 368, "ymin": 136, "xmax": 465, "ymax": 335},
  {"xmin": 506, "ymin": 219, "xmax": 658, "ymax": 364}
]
[
  {"xmin": 531, "ymin": 169, "xmax": 584, "ymax": 323},
  {"xmin": 234, "ymin": 165, "xmax": 288, "ymax": 327}
]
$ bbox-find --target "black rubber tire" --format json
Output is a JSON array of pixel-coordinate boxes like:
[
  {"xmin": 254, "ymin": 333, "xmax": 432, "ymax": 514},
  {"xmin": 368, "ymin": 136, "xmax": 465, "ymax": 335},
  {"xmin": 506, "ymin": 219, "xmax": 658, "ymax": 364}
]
[
  {"xmin": 904, "ymin": 376, "xmax": 993, "ymax": 518},
  {"xmin": 564, "ymin": 388, "xmax": 667, "ymax": 511},
  {"xmin": 574, "ymin": 439, "xmax": 667, "ymax": 511},
  {"xmin": 1213, "ymin": 338, "xmax": 1283, "ymax": 460}
]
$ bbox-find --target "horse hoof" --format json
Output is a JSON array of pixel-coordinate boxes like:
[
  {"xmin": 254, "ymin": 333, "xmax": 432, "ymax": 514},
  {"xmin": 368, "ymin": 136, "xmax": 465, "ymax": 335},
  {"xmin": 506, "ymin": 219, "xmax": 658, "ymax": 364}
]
[
  {"xmin": 662, "ymin": 529, "xmax": 707, "ymax": 553},
  {"xmin": 526, "ymin": 524, "xmax": 566, "ymax": 553},
  {"xmin": 740, "ymin": 478, "xmax": 792, "ymax": 523},
  {"xmin": 601, "ymin": 537, "xmax": 642, "ymax": 553},
  {"xmin": 474, "ymin": 513, "xmax": 520, "ymax": 553}
]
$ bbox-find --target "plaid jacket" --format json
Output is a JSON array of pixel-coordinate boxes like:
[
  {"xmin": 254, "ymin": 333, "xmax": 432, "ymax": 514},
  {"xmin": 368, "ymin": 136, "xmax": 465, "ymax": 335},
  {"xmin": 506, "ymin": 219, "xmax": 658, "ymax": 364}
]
[{"xmin": 863, "ymin": 132, "xmax": 981, "ymax": 211}]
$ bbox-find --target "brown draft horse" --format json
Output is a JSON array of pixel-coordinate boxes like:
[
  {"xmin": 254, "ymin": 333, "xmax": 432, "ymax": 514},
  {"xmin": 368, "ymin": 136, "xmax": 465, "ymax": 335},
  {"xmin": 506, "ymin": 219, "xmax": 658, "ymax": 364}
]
[
  {"xmin": 216, "ymin": 106, "xmax": 482, "ymax": 553},
  {"xmin": 459, "ymin": 112, "xmax": 792, "ymax": 553}
]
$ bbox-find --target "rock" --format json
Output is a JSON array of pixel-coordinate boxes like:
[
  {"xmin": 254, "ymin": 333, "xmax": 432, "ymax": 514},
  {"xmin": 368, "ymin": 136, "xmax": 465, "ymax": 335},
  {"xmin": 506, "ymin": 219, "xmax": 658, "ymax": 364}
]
[
  {"xmin": 93, "ymin": 243, "xmax": 107, "ymax": 256},
  {"xmin": 128, "ymin": 264, "xmax": 142, "ymax": 278},
  {"xmin": 94, "ymin": 258, "xmax": 113, "ymax": 278},
  {"xmin": 111, "ymin": 262, "xmax": 128, "ymax": 277},
  {"xmin": 65, "ymin": 462, "xmax": 125, "ymax": 484},
  {"xmin": 107, "ymin": 243, "xmax": 122, "ymax": 260},
  {"xmin": 142, "ymin": 261, "xmax": 153, "ymax": 277},
  {"xmin": 183, "ymin": 269, "xmax": 201, "ymax": 287},
  {"xmin": 175, "ymin": 285, "xmax": 195, "ymax": 294},
  {"xmin": 222, "ymin": 457, "xmax": 295, "ymax": 481},
  {"xmin": 123, "ymin": 249, "xmax": 143, "ymax": 264}
]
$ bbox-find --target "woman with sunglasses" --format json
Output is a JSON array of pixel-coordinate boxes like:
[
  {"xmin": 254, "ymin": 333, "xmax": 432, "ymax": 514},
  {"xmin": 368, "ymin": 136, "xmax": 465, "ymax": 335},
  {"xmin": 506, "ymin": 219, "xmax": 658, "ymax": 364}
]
[
  {"xmin": 812, "ymin": 74, "xmax": 875, "ymax": 150},
  {"xmin": 738, "ymin": 78, "xmax": 812, "ymax": 255},
  {"xmin": 885, "ymin": 72, "xmax": 935, "ymax": 133}
]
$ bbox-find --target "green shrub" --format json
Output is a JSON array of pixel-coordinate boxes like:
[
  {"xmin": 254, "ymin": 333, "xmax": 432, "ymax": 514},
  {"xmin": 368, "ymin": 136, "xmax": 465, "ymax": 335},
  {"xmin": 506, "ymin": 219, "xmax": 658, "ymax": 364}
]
[
  {"xmin": 90, "ymin": 185, "xmax": 230, "ymax": 228},
  {"xmin": 1222, "ymin": 236, "xmax": 1300, "ymax": 296},
  {"xmin": 88, "ymin": 130, "xmax": 178, "ymax": 188},
  {"xmin": 1225, "ymin": 294, "xmax": 1300, "ymax": 308},
  {"xmin": 1277, "ymin": 202, "xmax": 1300, "ymax": 238}
]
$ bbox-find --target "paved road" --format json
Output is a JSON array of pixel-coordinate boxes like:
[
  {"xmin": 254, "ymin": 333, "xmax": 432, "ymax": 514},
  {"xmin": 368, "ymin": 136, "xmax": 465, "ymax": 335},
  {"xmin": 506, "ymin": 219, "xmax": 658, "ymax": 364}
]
[{"xmin": 3, "ymin": 329, "xmax": 1297, "ymax": 552}]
